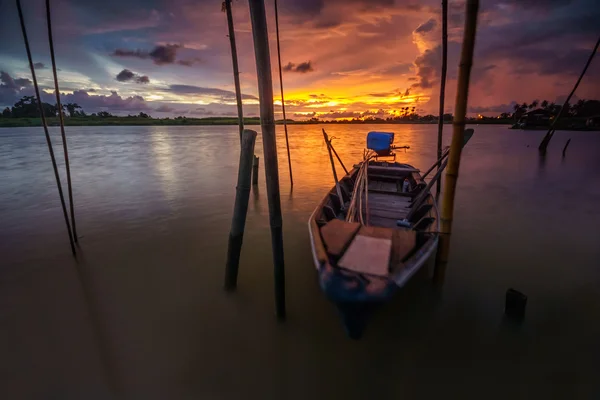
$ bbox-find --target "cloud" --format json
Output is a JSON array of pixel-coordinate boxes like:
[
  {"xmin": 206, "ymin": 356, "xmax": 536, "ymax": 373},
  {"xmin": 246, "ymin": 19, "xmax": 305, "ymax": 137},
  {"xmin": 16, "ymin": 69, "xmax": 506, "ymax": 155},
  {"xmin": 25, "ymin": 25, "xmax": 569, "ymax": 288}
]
[
  {"xmin": 149, "ymin": 44, "xmax": 180, "ymax": 65},
  {"xmin": 283, "ymin": 61, "xmax": 314, "ymax": 73},
  {"xmin": 414, "ymin": 18, "xmax": 437, "ymax": 34},
  {"xmin": 0, "ymin": 71, "xmax": 34, "ymax": 105},
  {"xmin": 154, "ymin": 105, "xmax": 175, "ymax": 112},
  {"xmin": 468, "ymin": 102, "xmax": 518, "ymax": 114},
  {"xmin": 115, "ymin": 69, "xmax": 150, "ymax": 84},
  {"xmin": 116, "ymin": 69, "xmax": 135, "ymax": 82},
  {"xmin": 177, "ymin": 58, "xmax": 201, "ymax": 67},
  {"xmin": 34, "ymin": 62, "xmax": 47, "ymax": 70},
  {"xmin": 112, "ymin": 44, "xmax": 183, "ymax": 65},
  {"xmin": 59, "ymin": 90, "xmax": 150, "ymax": 113},
  {"xmin": 167, "ymin": 84, "xmax": 258, "ymax": 100}
]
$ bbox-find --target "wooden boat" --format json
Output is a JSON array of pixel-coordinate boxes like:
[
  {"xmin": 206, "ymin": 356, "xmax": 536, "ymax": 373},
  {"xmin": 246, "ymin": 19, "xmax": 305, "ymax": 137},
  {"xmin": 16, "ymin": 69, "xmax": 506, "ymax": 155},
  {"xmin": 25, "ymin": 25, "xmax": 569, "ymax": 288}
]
[
  {"xmin": 307, "ymin": 129, "xmax": 473, "ymax": 338},
  {"xmin": 308, "ymin": 160, "xmax": 439, "ymax": 337}
]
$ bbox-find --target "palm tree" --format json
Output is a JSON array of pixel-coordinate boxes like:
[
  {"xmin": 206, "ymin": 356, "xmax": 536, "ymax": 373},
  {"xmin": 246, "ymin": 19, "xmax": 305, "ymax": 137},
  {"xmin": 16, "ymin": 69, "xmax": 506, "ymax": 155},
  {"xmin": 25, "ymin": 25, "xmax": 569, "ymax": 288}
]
[
  {"xmin": 531, "ymin": 100, "xmax": 539, "ymax": 109},
  {"xmin": 541, "ymin": 100, "xmax": 549, "ymax": 109}
]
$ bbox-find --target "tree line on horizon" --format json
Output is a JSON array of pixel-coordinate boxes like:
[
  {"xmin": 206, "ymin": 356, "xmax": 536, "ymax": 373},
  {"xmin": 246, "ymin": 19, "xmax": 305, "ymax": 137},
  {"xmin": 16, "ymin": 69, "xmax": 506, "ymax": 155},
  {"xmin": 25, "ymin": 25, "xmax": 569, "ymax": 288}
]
[
  {"xmin": 510, "ymin": 99, "xmax": 600, "ymax": 120},
  {"xmin": 2, "ymin": 95, "xmax": 599, "ymax": 122}
]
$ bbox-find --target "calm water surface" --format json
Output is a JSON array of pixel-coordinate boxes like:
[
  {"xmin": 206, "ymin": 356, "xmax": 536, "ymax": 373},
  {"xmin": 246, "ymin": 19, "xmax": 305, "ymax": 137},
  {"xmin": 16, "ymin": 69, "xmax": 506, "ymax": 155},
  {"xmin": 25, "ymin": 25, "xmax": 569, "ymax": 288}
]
[{"xmin": 1, "ymin": 124, "xmax": 599, "ymax": 398}]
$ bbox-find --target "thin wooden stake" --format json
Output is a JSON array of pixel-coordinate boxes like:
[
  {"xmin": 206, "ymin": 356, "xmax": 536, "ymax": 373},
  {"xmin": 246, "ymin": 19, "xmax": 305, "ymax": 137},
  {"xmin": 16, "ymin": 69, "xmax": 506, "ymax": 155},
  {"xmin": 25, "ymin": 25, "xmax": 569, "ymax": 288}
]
[
  {"xmin": 224, "ymin": 129, "xmax": 257, "ymax": 290},
  {"xmin": 436, "ymin": 0, "xmax": 448, "ymax": 201},
  {"xmin": 46, "ymin": 0, "xmax": 77, "ymax": 243},
  {"xmin": 274, "ymin": 0, "xmax": 293, "ymax": 187},
  {"xmin": 434, "ymin": 0, "xmax": 479, "ymax": 283},
  {"xmin": 562, "ymin": 138, "xmax": 571, "ymax": 157},
  {"xmin": 248, "ymin": 0, "xmax": 286, "ymax": 319},
  {"xmin": 224, "ymin": 0, "xmax": 245, "ymax": 142},
  {"xmin": 539, "ymin": 35, "xmax": 600, "ymax": 153},
  {"xmin": 17, "ymin": 0, "xmax": 76, "ymax": 256}
]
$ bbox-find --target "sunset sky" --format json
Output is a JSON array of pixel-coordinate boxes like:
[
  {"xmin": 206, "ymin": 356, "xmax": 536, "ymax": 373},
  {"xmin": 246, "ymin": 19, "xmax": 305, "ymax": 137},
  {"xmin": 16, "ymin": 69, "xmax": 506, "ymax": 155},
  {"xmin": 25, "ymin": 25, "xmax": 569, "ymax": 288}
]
[{"xmin": 0, "ymin": 0, "xmax": 599, "ymax": 119}]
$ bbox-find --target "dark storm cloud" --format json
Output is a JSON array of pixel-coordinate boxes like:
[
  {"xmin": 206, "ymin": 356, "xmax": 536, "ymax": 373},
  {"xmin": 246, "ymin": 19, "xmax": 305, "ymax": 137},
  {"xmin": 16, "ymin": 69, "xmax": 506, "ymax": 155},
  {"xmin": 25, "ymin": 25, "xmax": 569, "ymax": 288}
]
[
  {"xmin": 112, "ymin": 44, "xmax": 182, "ymax": 65},
  {"xmin": 149, "ymin": 44, "xmax": 180, "ymax": 65},
  {"xmin": 414, "ymin": 18, "xmax": 436, "ymax": 34},
  {"xmin": 116, "ymin": 69, "xmax": 135, "ymax": 82},
  {"xmin": 0, "ymin": 71, "xmax": 33, "ymax": 105},
  {"xmin": 34, "ymin": 62, "xmax": 47, "ymax": 70},
  {"xmin": 167, "ymin": 85, "xmax": 258, "ymax": 100},
  {"xmin": 115, "ymin": 69, "xmax": 150, "ymax": 84},
  {"xmin": 283, "ymin": 61, "xmax": 314, "ymax": 73}
]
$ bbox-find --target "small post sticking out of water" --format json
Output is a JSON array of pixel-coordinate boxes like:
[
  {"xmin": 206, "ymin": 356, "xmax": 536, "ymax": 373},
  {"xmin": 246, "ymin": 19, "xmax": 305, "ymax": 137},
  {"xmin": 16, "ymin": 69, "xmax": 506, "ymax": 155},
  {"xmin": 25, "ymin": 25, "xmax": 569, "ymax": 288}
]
[
  {"xmin": 252, "ymin": 155, "xmax": 260, "ymax": 185},
  {"xmin": 248, "ymin": 0, "xmax": 286, "ymax": 319},
  {"xmin": 434, "ymin": 0, "xmax": 479, "ymax": 284},
  {"xmin": 436, "ymin": 0, "xmax": 448, "ymax": 201},
  {"xmin": 562, "ymin": 138, "xmax": 571, "ymax": 157},
  {"xmin": 224, "ymin": 129, "xmax": 257, "ymax": 291}
]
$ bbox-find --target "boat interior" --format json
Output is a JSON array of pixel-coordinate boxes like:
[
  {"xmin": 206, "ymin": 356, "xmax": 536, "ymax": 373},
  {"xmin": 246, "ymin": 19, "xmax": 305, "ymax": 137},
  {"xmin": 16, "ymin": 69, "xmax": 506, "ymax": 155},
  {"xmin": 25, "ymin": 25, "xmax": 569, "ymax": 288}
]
[{"xmin": 311, "ymin": 161, "xmax": 438, "ymax": 279}]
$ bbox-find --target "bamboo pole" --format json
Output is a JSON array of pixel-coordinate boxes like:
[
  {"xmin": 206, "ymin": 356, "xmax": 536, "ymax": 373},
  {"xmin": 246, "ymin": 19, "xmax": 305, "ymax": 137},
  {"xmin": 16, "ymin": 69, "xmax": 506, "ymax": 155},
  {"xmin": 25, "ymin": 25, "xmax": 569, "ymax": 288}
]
[
  {"xmin": 434, "ymin": 0, "xmax": 479, "ymax": 283},
  {"xmin": 224, "ymin": 129, "xmax": 257, "ymax": 290},
  {"xmin": 436, "ymin": 0, "xmax": 448, "ymax": 200},
  {"xmin": 248, "ymin": 0, "xmax": 286, "ymax": 319},
  {"xmin": 224, "ymin": 0, "xmax": 244, "ymax": 142},
  {"xmin": 16, "ymin": 0, "xmax": 76, "ymax": 256},
  {"xmin": 538, "ymin": 35, "xmax": 600, "ymax": 153},
  {"xmin": 46, "ymin": 0, "xmax": 77, "ymax": 243},
  {"xmin": 273, "ymin": 0, "xmax": 293, "ymax": 187}
]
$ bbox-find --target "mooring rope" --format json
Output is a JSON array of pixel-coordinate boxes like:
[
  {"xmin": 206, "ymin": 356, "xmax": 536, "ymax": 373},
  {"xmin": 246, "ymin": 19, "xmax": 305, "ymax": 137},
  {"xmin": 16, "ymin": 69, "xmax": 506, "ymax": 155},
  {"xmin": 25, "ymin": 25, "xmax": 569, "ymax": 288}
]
[
  {"xmin": 16, "ymin": 0, "xmax": 76, "ymax": 255},
  {"xmin": 274, "ymin": 0, "xmax": 293, "ymax": 187},
  {"xmin": 46, "ymin": 0, "xmax": 77, "ymax": 243}
]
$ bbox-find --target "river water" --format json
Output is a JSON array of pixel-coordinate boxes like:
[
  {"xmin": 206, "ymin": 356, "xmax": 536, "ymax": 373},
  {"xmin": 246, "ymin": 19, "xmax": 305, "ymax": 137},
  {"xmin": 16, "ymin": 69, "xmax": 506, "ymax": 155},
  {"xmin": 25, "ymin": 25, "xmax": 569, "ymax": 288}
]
[{"xmin": 1, "ymin": 124, "xmax": 599, "ymax": 398}]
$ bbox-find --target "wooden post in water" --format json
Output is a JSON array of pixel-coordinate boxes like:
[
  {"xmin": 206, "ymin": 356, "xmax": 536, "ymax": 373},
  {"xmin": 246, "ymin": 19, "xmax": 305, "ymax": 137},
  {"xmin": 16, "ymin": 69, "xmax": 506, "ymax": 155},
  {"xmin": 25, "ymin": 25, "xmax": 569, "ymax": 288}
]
[
  {"xmin": 436, "ymin": 0, "xmax": 448, "ymax": 200},
  {"xmin": 252, "ymin": 155, "xmax": 260, "ymax": 185},
  {"xmin": 434, "ymin": 0, "xmax": 479, "ymax": 283},
  {"xmin": 223, "ymin": 0, "xmax": 244, "ymax": 142},
  {"xmin": 248, "ymin": 0, "xmax": 286, "ymax": 319},
  {"xmin": 538, "ymin": 35, "xmax": 599, "ymax": 154},
  {"xmin": 224, "ymin": 129, "xmax": 257, "ymax": 291}
]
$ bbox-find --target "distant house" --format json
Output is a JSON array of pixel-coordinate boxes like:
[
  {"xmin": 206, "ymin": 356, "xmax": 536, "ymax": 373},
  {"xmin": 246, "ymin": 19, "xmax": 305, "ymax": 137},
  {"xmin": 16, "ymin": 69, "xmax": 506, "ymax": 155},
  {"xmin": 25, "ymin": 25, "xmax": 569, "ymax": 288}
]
[
  {"xmin": 518, "ymin": 108, "xmax": 552, "ymax": 127},
  {"xmin": 586, "ymin": 115, "xmax": 600, "ymax": 128}
]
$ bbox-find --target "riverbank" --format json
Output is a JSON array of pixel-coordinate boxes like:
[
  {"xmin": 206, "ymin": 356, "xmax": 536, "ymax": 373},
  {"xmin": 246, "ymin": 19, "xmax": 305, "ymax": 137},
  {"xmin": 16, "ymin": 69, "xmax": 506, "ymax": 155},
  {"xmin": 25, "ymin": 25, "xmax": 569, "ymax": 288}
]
[{"xmin": 0, "ymin": 116, "xmax": 515, "ymax": 128}]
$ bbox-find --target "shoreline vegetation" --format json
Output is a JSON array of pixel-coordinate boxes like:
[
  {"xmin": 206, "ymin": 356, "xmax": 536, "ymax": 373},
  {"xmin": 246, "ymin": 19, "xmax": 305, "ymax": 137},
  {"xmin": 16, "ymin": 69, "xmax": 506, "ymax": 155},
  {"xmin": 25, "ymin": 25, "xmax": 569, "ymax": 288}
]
[
  {"xmin": 0, "ymin": 115, "xmax": 517, "ymax": 128},
  {"xmin": 1, "ymin": 96, "xmax": 599, "ymax": 130}
]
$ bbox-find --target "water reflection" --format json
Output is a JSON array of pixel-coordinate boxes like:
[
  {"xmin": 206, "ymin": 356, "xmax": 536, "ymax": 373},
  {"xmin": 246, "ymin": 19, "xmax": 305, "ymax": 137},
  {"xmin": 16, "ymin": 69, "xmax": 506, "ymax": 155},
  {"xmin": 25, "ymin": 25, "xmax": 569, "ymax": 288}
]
[
  {"xmin": 150, "ymin": 128, "xmax": 178, "ymax": 205},
  {"xmin": 1, "ymin": 124, "xmax": 600, "ymax": 398}
]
